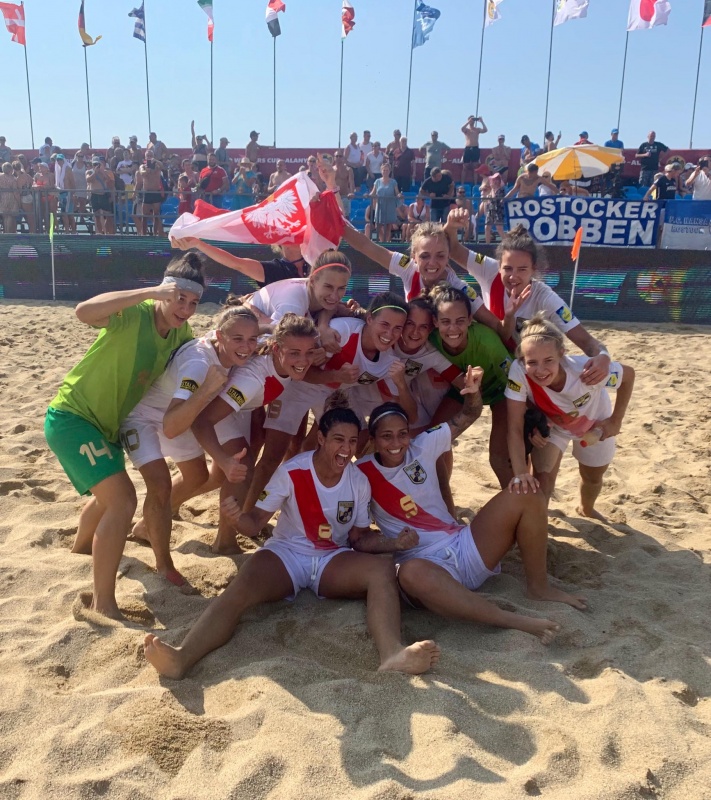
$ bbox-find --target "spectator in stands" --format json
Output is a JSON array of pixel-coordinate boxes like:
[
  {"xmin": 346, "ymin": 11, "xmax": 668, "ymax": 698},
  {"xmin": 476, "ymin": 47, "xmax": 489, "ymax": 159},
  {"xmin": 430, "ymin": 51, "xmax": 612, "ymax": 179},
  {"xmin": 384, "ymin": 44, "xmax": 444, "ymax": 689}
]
[
  {"xmin": 106, "ymin": 136, "xmax": 123, "ymax": 164},
  {"xmin": 559, "ymin": 180, "xmax": 589, "ymax": 197},
  {"xmin": 544, "ymin": 131, "xmax": 561, "ymax": 152},
  {"xmin": 454, "ymin": 185, "xmax": 473, "ymax": 240},
  {"xmin": 392, "ymin": 136, "xmax": 415, "ymax": 193},
  {"xmin": 0, "ymin": 137, "xmax": 12, "ymax": 164},
  {"xmin": 268, "ymin": 159, "xmax": 291, "ymax": 191},
  {"xmin": 55, "ymin": 154, "xmax": 76, "ymax": 233},
  {"xmin": 214, "ymin": 137, "xmax": 231, "ymax": 175},
  {"xmin": 643, "ymin": 163, "xmax": 678, "ymax": 202},
  {"xmin": 365, "ymin": 141, "xmax": 385, "ymax": 189},
  {"xmin": 245, "ymin": 131, "xmax": 262, "ymax": 164},
  {"xmin": 12, "ymin": 160, "xmax": 35, "ymax": 233},
  {"xmin": 419, "ymin": 166, "xmax": 454, "ymax": 223},
  {"xmin": 306, "ymin": 155, "xmax": 326, "ymax": 190},
  {"xmin": 605, "ymin": 128, "xmax": 624, "ymax": 149},
  {"xmin": 686, "ymin": 156, "xmax": 711, "ymax": 201},
  {"xmin": 345, "ymin": 131, "xmax": 364, "ymax": 187},
  {"xmin": 333, "ymin": 151, "xmax": 355, "ymax": 218},
  {"xmin": 198, "ymin": 152, "xmax": 230, "ymax": 206},
  {"xmin": 421, "ymin": 131, "xmax": 450, "ymax": 179},
  {"xmin": 519, "ymin": 135, "xmax": 541, "ymax": 168},
  {"xmin": 360, "ymin": 130, "xmax": 373, "ymax": 162},
  {"xmin": 487, "ymin": 135, "xmax": 512, "ymax": 182},
  {"xmin": 33, "ymin": 160, "xmax": 57, "ymax": 232},
  {"xmin": 166, "ymin": 154, "xmax": 182, "ymax": 190},
  {"xmin": 191, "ymin": 121, "xmax": 210, "ymax": 171},
  {"xmin": 461, "ymin": 116, "xmax": 488, "ymax": 184},
  {"xmin": 636, "ymin": 131, "xmax": 668, "ymax": 188},
  {"xmin": 127, "ymin": 135, "xmax": 143, "ymax": 167},
  {"xmin": 39, "ymin": 136, "xmax": 53, "ymax": 165},
  {"xmin": 176, "ymin": 174, "xmax": 194, "ymax": 216},
  {"xmin": 116, "ymin": 148, "xmax": 136, "ymax": 191},
  {"xmin": 147, "ymin": 132, "xmax": 168, "ymax": 164},
  {"xmin": 70, "ymin": 152, "xmax": 89, "ymax": 216},
  {"xmin": 77, "ymin": 142, "xmax": 92, "ymax": 161},
  {"xmin": 135, "ymin": 154, "xmax": 166, "ymax": 236},
  {"xmin": 371, "ymin": 161, "xmax": 402, "ymax": 242},
  {"xmin": 232, "ymin": 157, "xmax": 256, "ymax": 209},
  {"xmin": 482, "ymin": 172, "xmax": 506, "ymax": 244},
  {"xmin": 17, "ymin": 153, "xmax": 31, "ymax": 175},
  {"xmin": 392, "ymin": 201, "xmax": 409, "ymax": 241},
  {"xmin": 405, "ymin": 194, "xmax": 430, "ymax": 241},
  {"xmin": 86, "ymin": 156, "xmax": 115, "ymax": 235},
  {"xmin": 574, "ymin": 131, "xmax": 593, "ymax": 145},
  {"xmin": 0, "ymin": 161, "xmax": 20, "ymax": 234},
  {"xmin": 386, "ymin": 129, "xmax": 403, "ymax": 167},
  {"xmin": 505, "ymin": 163, "xmax": 557, "ymax": 199}
]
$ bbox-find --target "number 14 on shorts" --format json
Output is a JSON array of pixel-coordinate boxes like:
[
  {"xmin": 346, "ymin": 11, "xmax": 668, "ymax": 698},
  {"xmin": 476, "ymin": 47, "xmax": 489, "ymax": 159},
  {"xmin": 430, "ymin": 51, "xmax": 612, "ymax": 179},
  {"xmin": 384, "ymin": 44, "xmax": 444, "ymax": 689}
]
[{"xmin": 79, "ymin": 439, "xmax": 115, "ymax": 466}]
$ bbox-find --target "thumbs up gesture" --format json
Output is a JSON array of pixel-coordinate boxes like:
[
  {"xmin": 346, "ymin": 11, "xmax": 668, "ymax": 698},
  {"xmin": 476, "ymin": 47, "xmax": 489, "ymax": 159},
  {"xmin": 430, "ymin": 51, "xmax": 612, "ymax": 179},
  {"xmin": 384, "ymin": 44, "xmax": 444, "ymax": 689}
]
[{"xmin": 220, "ymin": 447, "xmax": 248, "ymax": 483}]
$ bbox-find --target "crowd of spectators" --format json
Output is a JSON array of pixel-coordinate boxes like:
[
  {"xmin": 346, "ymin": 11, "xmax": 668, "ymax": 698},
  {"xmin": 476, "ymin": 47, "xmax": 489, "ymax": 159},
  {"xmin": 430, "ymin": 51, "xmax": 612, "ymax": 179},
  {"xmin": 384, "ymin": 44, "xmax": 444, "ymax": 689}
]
[{"xmin": 0, "ymin": 122, "xmax": 708, "ymax": 240}]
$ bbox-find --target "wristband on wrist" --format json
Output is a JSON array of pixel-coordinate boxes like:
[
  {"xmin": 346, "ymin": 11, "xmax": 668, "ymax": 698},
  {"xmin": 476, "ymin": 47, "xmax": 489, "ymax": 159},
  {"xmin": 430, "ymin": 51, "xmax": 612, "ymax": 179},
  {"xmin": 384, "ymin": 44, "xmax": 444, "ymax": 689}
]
[{"xmin": 598, "ymin": 349, "xmax": 610, "ymax": 358}]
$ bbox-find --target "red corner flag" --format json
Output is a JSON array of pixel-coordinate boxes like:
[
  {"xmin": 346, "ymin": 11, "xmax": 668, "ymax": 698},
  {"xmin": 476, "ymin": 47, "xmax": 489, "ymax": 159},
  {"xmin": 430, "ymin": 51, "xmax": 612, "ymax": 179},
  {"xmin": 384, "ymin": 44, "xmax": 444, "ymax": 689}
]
[
  {"xmin": 0, "ymin": 2, "xmax": 25, "ymax": 45},
  {"xmin": 571, "ymin": 227, "xmax": 583, "ymax": 261},
  {"xmin": 703, "ymin": 0, "xmax": 711, "ymax": 27}
]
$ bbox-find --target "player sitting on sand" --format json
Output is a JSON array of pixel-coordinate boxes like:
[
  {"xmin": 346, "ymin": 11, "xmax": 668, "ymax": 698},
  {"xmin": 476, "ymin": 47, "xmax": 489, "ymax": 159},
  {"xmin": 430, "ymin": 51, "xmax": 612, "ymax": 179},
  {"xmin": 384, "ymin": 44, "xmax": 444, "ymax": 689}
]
[
  {"xmin": 144, "ymin": 393, "xmax": 441, "ymax": 679},
  {"xmin": 355, "ymin": 366, "xmax": 587, "ymax": 644},
  {"xmin": 44, "ymin": 252, "xmax": 203, "ymax": 618},
  {"xmin": 505, "ymin": 313, "xmax": 635, "ymax": 520}
]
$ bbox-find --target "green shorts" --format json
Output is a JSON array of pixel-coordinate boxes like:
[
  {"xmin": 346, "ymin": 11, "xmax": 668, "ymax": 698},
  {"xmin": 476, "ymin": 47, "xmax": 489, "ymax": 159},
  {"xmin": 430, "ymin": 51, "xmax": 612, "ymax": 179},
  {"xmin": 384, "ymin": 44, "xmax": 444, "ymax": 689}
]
[{"xmin": 45, "ymin": 407, "xmax": 126, "ymax": 496}]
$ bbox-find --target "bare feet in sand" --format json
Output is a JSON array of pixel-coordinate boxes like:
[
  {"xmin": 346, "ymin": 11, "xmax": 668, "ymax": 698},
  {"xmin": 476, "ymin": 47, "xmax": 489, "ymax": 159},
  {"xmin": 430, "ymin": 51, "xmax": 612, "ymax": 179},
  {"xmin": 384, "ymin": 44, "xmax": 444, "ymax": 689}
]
[
  {"xmin": 378, "ymin": 640, "xmax": 441, "ymax": 675},
  {"xmin": 128, "ymin": 518, "xmax": 151, "ymax": 545},
  {"xmin": 527, "ymin": 584, "xmax": 588, "ymax": 611},
  {"xmin": 576, "ymin": 506, "xmax": 608, "ymax": 522},
  {"xmin": 211, "ymin": 536, "xmax": 242, "ymax": 556},
  {"xmin": 73, "ymin": 590, "xmax": 124, "ymax": 621},
  {"xmin": 144, "ymin": 633, "xmax": 186, "ymax": 679},
  {"xmin": 516, "ymin": 616, "xmax": 561, "ymax": 644},
  {"xmin": 159, "ymin": 567, "xmax": 199, "ymax": 595}
]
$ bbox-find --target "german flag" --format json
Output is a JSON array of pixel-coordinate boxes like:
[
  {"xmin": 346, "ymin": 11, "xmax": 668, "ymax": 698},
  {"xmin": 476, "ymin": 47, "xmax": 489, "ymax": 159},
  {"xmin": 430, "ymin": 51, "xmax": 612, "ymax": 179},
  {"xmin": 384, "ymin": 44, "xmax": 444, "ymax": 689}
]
[{"xmin": 704, "ymin": 0, "xmax": 711, "ymax": 27}]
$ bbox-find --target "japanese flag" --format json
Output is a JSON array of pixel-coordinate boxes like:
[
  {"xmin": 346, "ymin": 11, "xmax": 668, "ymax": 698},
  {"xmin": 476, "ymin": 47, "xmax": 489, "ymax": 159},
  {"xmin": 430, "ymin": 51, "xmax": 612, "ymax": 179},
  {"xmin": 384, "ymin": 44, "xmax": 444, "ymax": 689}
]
[{"xmin": 627, "ymin": 0, "xmax": 671, "ymax": 31}]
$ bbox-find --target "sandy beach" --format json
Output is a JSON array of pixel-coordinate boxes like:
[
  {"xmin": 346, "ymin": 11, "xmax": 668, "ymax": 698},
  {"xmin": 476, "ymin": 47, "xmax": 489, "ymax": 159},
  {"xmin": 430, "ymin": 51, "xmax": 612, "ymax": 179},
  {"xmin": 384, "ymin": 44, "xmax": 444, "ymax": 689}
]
[{"xmin": 0, "ymin": 299, "xmax": 709, "ymax": 800}]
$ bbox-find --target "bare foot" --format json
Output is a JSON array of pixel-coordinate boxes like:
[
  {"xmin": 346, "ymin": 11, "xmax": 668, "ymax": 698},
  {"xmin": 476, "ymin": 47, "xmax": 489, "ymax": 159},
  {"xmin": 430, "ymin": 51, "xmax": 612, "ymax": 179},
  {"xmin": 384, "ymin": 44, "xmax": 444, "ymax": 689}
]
[
  {"xmin": 143, "ymin": 633, "xmax": 186, "ymax": 679},
  {"xmin": 212, "ymin": 536, "xmax": 242, "ymax": 556},
  {"xmin": 73, "ymin": 590, "xmax": 124, "ymax": 621},
  {"xmin": 127, "ymin": 518, "xmax": 151, "ymax": 546},
  {"xmin": 159, "ymin": 567, "xmax": 199, "ymax": 595},
  {"xmin": 378, "ymin": 640, "xmax": 441, "ymax": 675},
  {"xmin": 527, "ymin": 584, "xmax": 588, "ymax": 611},
  {"xmin": 515, "ymin": 616, "xmax": 561, "ymax": 644},
  {"xmin": 576, "ymin": 506, "xmax": 607, "ymax": 522}
]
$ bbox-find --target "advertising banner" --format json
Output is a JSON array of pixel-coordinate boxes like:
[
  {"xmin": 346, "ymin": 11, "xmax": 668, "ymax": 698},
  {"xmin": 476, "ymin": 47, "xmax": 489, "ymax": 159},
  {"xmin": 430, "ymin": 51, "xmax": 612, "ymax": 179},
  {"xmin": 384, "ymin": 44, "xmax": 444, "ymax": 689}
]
[{"xmin": 661, "ymin": 200, "xmax": 711, "ymax": 251}]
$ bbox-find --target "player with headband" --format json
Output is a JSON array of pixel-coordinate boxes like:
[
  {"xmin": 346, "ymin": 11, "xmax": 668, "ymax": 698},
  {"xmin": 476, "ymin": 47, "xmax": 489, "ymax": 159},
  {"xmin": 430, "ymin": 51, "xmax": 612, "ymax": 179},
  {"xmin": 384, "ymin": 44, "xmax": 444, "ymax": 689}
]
[{"xmin": 44, "ymin": 252, "xmax": 204, "ymax": 618}]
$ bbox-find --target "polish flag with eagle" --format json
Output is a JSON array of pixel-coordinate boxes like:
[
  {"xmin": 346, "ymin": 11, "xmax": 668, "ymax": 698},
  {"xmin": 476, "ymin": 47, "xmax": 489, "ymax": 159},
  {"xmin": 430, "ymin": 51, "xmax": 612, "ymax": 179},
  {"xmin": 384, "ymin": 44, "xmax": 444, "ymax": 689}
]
[{"xmin": 169, "ymin": 172, "xmax": 345, "ymax": 265}]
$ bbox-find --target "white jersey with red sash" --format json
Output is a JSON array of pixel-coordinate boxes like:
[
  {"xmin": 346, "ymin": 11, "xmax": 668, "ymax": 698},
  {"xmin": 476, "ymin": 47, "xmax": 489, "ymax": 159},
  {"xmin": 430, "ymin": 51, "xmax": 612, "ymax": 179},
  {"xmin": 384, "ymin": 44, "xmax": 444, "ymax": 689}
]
[
  {"xmin": 505, "ymin": 356, "xmax": 623, "ymax": 438},
  {"xmin": 219, "ymin": 354, "xmax": 290, "ymax": 414},
  {"xmin": 357, "ymin": 425, "xmax": 462, "ymax": 557},
  {"xmin": 388, "ymin": 251, "xmax": 484, "ymax": 310},
  {"xmin": 465, "ymin": 250, "xmax": 580, "ymax": 349},
  {"xmin": 256, "ymin": 451, "xmax": 372, "ymax": 556},
  {"xmin": 249, "ymin": 278, "xmax": 310, "ymax": 324}
]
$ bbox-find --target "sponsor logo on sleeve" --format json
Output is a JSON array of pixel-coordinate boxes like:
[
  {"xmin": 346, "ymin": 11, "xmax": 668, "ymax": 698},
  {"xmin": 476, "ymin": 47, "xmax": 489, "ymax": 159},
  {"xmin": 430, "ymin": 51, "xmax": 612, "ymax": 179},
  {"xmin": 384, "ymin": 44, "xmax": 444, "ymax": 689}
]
[
  {"xmin": 556, "ymin": 305, "xmax": 573, "ymax": 323},
  {"xmin": 227, "ymin": 386, "xmax": 247, "ymax": 406},
  {"xmin": 501, "ymin": 357, "xmax": 512, "ymax": 374},
  {"xmin": 337, "ymin": 501, "xmax": 354, "ymax": 524},
  {"xmin": 606, "ymin": 372, "xmax": 619, "ymax": 388},
  {"xmin": 466, "ymin": 286, "xmax": 478, "ymax": 300},
  {"xmin": 573, "ymin": 392, "xmax": 591, "ymax": 408},
  {"xmin": 258, "ymin": 490, "xmax": 268, "ymax": 501},
  {"xmin": 180, "ymin": 378, "xmax": 199, "ymax": 393},
  {"xmin": 507, "ymin": 378, "xmax": 522, "ymax": 392},
  {"xmin": 475, "ymin": 252, "xmax": 485, "ymax": 264},
  {"xmin": 425, "ymin": 425, "xmax": 442, "ymax": 433},
  {"xmin": 403, "ymin": 460, "xmax": 427, "ymax": 485},
  {"xmin": 398, "ymin": 254, "xmax": 410, "ymax": 269}
]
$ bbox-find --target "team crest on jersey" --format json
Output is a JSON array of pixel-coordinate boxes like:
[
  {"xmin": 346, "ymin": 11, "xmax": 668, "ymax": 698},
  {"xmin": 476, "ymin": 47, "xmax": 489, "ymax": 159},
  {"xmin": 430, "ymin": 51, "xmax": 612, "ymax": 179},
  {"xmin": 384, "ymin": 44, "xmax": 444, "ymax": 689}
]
[
  {"xmin": 358, "ymin": 371, "xmax": 376, "ymax": 385},
  {"xmin": 573, "ymin": 393, "xmax": 591, "ymax": 408},
  {"xmin": 267, "ymin": 399, "xmax": 282, "ymax": 419},
  {"xmin": 475, "ymin": 252, "xmax": 485, "ymax": 264},
  {"xmin": 403, "ymin": 460, "xmax": 427, "ymax": 485},
  {"xmin": 337, "ymin": 501, "xmax": 354, "ymax": 524},
  {"xmin": 180, "ymin": 378, "xmax": 199, "ymax": 394},
  {"xmin": 466, "ymin": 286, "xmax": 478, "ymax": 300},
  {"xmin": 425, "ymin": 425, "xmax": 441, "ymax": 433},
  {"xmin": 556, "ymin": 305, "xmax": 573, "ymax": 323},
  {"xmin": 398, "ymin": 254, "xmax": 410, "ymax": 269},
  {"xmin": 404, "ymin": 359, "xmax": 423, "ymax": 377},
  {"xmin": 258, "ymin": 490, "xmax": 268, "ymax": 501},
  {"xmin": 507, "ymin": 379, "xmax": 522, "ymax": 392},
  {"xmin": 606, "ymin": 372, "xmax": 619, "ymax": 388},
  {"xmin": 227, "ymin": 387, "xmax": 246, "ymax": 406},
  {"xmin": 501, "ymin": 357, "xmax": 512, "ymax": 374}
]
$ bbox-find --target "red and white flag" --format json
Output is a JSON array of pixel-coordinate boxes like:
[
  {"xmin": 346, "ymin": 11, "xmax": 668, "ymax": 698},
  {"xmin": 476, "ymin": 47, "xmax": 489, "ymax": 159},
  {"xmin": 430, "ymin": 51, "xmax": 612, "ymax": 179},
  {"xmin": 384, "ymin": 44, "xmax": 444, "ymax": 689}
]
[
  {"xmin": 169, "ymin": 173, "xmax": 344, "ymax": 265},
  {"xmin": 342, "ymin": 1, "xmax": 355, "ymax": 37},
  {"xmin": 627, "ymin": 0, "xmax": 671, "ymax": 30},
  {"xmin": 0, "ymin": 2, "xmax": 25, "ymax": 45}
]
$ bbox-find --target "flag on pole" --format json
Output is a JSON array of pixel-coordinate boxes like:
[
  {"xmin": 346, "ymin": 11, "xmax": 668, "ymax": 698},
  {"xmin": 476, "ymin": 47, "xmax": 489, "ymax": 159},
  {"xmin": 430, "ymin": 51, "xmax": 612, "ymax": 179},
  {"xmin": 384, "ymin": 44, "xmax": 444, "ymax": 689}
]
[
  {"xmin": 197, "ymin": 0, "xmax": 214, "ymax": 41},
  {"xmin": 627, "ymin": 0, "xmax": 671, "ymax": 31},
  {"xmin": 412, "ymin": 2, "xmax": 440, "ymax": 48},
  {"xmin": 129, "ymin": 3, "xmax": 145, "ymax": 42},
  {"xmin": 703, "ymin": 0, "xmax": 711, "ymax": 27},
  {"xmin": 78, "ymin": 1, "xmax": 101, "ymax": 46},
  {"xmin": 571, "ymin": 226, "xmax": 583, "ymax": 261},
  {"xmin": 0, "ymin": 1, "xmax": 25, "ymax": 44},
  {"xmin": 49, "ymin": 212, "xmax": 55, "ymax": 243},
  {"xmin": 266, "ymin": 0, "xmax": 285, "ymax": 37},
  {"xmin": 484, "ymin": 0, "xmax": 503, "ymax": 28},
  {"xmin": 342, "ymin": 1, "xmax": 355, "ymax": 37},
  {"xmin": 554, "ymin": 0, "xmax": 588, "ymax": 26}
]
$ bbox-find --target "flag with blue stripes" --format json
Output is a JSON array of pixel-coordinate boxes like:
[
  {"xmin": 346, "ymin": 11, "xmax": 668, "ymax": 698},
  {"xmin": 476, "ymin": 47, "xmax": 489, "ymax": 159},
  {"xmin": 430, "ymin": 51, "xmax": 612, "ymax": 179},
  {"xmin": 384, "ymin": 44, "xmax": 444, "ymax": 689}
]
[
  {"xmin": 412, "ymin": 2, "xmax": 440, "ymax": 49},
  {"xmin": 129, "ymin": 3, "xmax": 145, "ymax": 42}
]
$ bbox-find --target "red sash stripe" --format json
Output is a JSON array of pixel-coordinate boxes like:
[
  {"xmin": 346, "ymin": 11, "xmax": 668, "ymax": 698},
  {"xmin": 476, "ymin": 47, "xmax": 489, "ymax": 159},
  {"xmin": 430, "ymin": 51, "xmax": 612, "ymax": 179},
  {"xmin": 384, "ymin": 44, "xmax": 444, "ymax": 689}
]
[
  {"xmin": 264, "ymin": 376, "xmax": 285, "ymax": 405},
  {"xmin": 489, "ymin": 273, "xmax": 517, "ymax": 353},
  {"xmin": 288, "ymin": 468, "xmax": 338, "ymax": 550},
  {"xmin": 408, "ymin": 270, "xmax": 422, "ymax": 301},
  {"xmin": 324, "ymin": 332, "xmax": 360, "ymax": 388},
  {"xmin": 525, "ymin": 376, "xmax": 577, "ymax": 426}
]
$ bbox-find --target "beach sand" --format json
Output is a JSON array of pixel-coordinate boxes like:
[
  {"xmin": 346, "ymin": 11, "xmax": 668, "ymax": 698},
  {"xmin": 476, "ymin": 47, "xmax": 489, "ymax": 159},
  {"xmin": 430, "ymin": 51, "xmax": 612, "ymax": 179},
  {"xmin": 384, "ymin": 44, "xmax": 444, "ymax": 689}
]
[{"xmin": 0, "ymin": 300, "xmax": 709, "ymax": 800}]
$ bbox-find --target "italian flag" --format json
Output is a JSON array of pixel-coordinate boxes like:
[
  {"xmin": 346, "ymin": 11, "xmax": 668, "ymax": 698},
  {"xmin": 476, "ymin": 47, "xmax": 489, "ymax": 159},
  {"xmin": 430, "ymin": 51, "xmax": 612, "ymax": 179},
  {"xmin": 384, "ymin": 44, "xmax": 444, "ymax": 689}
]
[{"xmin": 197, "ymin": 0, "xmax": 214, "ymax": 41}]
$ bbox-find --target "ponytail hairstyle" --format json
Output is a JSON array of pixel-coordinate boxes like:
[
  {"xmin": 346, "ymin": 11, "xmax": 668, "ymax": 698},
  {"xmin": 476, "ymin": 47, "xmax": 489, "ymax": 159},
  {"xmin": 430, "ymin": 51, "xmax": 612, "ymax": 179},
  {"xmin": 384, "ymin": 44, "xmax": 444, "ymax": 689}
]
[
  {"xmin": 496, "ymin": 224, "xmax": 547, "ymax": 276},
  {"xmin": 319, "ymin": 389, "xmax": 361, "ymax": 436},
  {"xmin": 427, "ymin": 282, "xmax": 472, "ymax": 317},
  {"xmin": 368, "ymin": 401, "xmax": 409, "ymax": 437},
  {"xmin": 213, "ymin": 297, "xmax": 258, "ymax": 331},
  {"xmin": 410, "ymin": 221, "xmax": 449, "ymax": 260},
  {"xmin": 408, "ymin": 294, "xmax": 436, "ymax": 320},
  {"xmin": 258, "ymin": 312, "xmax": 318, "ymax": 355},
  {"xmin": 516, "ymin": 311, "xmax": 565, "ymax": 359},
  {"xmin": 367, "ymin": 291, "xmax": 409, "ymax": 318},
  {"xmin": 164, "ymin": 250, "xmax": 206, "ymax": 286},
  {"xmin": 308, "ymin": 249, "xmax": 352, "ymax": 282}
]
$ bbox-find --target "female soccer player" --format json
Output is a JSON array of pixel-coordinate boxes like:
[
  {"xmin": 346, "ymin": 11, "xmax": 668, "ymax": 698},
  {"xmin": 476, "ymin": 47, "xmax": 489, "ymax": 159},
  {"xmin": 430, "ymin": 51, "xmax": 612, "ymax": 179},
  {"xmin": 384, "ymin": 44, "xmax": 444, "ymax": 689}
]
[
  {"xmin": 144, "ymin": 395, "xmax": 441, "ymax": 679},
  {"xmin": 505, "ymin": 313, "xmax": 635, "ymax": 520},
  {"xmin": 121, "ymin": 303, "xmax": 261, "ymax": 578},
  {"xmin": 45, "ymin": 252, "xmax": 204, "ymax": 618},
  {"xmin": 356, "ymin": 368, "xmax": 586, "ymax": 644}
]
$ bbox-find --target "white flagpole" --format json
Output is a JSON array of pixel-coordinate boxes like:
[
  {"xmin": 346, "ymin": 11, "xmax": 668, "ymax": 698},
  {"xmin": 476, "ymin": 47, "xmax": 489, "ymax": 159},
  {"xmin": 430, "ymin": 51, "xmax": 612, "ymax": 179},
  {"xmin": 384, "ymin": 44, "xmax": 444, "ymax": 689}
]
[
  {"xmin": 50, "ymin": 212, "xmax": 56, "ymax": 301},
  {"xmin": 542, "ymin": 0, "xmax": 556, "ymax": 140},
  {"xmin": 569, "ymin": 253, "xmax": 580, "ymax": 312}
]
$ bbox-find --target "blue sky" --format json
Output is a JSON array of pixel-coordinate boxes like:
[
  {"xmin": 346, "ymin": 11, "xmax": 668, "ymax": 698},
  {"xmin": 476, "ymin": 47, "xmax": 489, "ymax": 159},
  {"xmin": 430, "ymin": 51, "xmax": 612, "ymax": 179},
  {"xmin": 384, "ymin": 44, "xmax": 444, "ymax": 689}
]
[{"xmin": 3, "ymin": 0, "xmax": 709, "ymax": 153}]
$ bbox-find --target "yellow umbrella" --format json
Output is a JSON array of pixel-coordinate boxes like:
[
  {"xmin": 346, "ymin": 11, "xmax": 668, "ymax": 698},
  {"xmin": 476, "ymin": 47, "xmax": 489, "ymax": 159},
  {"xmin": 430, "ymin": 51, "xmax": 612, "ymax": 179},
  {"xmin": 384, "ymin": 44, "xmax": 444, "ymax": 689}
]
[{"xmin": 531, "ymin": 145, "xmax": 624, "ymax": 180}]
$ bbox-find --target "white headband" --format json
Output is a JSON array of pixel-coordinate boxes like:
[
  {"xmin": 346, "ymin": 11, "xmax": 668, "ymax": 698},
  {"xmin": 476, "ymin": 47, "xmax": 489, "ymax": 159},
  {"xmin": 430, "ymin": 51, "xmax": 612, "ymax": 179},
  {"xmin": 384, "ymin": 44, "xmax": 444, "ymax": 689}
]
[{"xmin": 162, "ymin": 275, "xmax": 204, "ymax": 299}]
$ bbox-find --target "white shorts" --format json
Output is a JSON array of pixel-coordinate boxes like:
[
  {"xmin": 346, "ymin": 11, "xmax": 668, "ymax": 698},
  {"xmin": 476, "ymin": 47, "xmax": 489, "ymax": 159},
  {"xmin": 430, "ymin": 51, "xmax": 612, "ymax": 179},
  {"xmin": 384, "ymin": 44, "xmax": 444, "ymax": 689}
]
[
  {"xmin": 121, "ymin": 409, "xmax": 251, "ymax": 470},
  {"xmin": 261, "ymin": 538, "xmax": 349, "ymax": 600},
  {"xmin": 397, "ymin": 526, "xmax": 500, "ymax": 592},
  {"xmin": 533, "ymin": 433, "xmax": 616, "ymax": 470}
]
